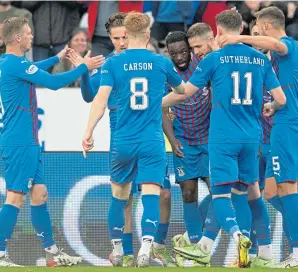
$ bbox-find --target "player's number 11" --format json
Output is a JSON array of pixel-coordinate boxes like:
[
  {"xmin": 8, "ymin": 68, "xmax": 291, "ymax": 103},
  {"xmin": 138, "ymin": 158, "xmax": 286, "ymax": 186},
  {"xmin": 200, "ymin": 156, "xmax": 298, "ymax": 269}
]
[{"xmin": 231, "ymin": 71, "xmax": 253, "ymax": 105}]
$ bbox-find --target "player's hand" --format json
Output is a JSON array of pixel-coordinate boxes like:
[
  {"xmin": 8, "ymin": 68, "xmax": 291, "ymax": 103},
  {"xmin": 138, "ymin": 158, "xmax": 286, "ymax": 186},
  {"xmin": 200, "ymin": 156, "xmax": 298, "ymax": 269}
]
[
  {"xmin": 171, "ymin": 138, "xmax": 184, "ymax": 158},
  {"xmin": 57, "ymin": 45, "xmax": 72, "ymax": 62},
  {"xmin": 218, "ymin": 35, "xmax": 240, "ymax": 48},
  {"xmin": 82, "ymin": 132, "xmax": 94, "ymax": 158},
  {"xmin": 263, "ymin": 102, "xmax": 276, "ymax": 117},
  {"xmin": 80, "ymin": 51, "xmax": 105, "ymax": 71}
]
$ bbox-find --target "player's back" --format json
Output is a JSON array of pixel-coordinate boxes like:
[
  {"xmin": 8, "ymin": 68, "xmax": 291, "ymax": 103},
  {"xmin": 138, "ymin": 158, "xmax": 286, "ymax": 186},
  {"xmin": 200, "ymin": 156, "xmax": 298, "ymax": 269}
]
[
  {"xmin": 271, "ymin": 36, "xmax": 298, "ymax": 124},
  {"xmin": 0, "ymin": 54, "xmax": 39, "ymax": 147},
  {"xmin": 206, "ymin": 44, "xmax": 274, "ymax": 143},
  {"xmin": 103, "ymin": 49, "xmax": 180, "ymax": 144}
]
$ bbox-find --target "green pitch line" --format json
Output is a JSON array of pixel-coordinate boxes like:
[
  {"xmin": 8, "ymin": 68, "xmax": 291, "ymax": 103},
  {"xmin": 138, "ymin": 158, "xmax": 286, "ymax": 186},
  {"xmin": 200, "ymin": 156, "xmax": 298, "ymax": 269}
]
[{"xmin": 0, "ymin": 267, "xmax": 286, "ymax": 272}]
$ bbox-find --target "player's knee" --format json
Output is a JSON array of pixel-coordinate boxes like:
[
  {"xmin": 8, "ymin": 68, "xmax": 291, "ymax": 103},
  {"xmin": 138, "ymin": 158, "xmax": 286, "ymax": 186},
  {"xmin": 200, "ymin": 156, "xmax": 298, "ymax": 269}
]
[
  {"xmin": 5, "ymin": 191, "xmax": 26, "ymax": 208},
  {"xmin": 211, "ymin": 184, "xmax": 232, "ymax": 198},
  {"xmin": 182, "ymin": 188, "xmax": 197, "ymax": 203},
  {"xmin": 30, "ymin": 184, "xmax": 48, "ymax": 205},
  {"xmin": 111, "ymin": 182, "xmax": 131, "ymax": 199},
  {"xmin": 231, "ymin": 183, "xmax": 248, "ymax": 195},
  {"xmin": 160, "ymin": 189, "xmax": 171, "ymax": 203},
  {"xmin": 142, "ymin": 183, "xmax": 161, "ymax": 195},
  {"xmin": 247, "ymin": 182, "xmax": 261, "ymax": 201}
]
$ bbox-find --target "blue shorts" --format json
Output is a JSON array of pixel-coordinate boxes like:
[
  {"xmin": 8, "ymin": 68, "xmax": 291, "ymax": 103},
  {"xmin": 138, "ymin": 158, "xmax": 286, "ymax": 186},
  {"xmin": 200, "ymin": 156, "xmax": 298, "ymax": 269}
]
[
  {"xmin": 209, "ymin": 143, "xmax": 259, "ymax": 187},
  {"xmin": 259, "ymin": 143, "xmax": 273, "ymax": 190},
  {"xmin": 111, "ymin": 141, "xmax": 166, "ymax": 187},
  {"xmin": 173, "ymin": 139, "xmax": 209, "ymax": 182},
  {"xmin": 271, "ymin": 123, "xmax": 298, "ymax": 183},
  {"xmin": 130, "ymin": 164, "xmax": 171, "ymax": 194},
  {"xmin": 0, "ymin": 145, "xmax": 44, "ymax": 194}
]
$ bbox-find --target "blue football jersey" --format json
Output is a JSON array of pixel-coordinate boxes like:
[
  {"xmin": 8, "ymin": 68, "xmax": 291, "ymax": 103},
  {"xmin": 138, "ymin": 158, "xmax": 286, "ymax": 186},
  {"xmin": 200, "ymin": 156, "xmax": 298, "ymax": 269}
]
[
  {"xmin": 271, "ymin": 37, "xmax": 298, "ymax": 124},
  {"xmin": 189, "ymin": 44, "xmax": 280, "ymax": 144},
  {"xmin": 100, "ymin": 49, "xmax": 182, "ymax": 145},
  {"xmin": 0, "ymin": 54, "xmax": 87, "ymax": 147}
]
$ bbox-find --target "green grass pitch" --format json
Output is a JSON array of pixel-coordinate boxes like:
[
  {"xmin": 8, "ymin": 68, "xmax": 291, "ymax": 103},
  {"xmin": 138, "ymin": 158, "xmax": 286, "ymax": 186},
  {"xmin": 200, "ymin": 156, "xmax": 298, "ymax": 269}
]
[{"xmin": 0, "ymin": 268, "xmax": 286, "ymax": 272}]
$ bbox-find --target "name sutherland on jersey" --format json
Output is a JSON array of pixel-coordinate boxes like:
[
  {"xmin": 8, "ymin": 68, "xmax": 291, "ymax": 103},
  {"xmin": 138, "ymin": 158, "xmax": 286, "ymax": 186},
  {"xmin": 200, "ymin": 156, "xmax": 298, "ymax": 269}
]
[
  {"xmin": 220, "ymin": 56, "xmax": 264, "ymax": 66},
  {"xmin": 124, "ymin": 62, "xmax": 153, "ymax": 71}
]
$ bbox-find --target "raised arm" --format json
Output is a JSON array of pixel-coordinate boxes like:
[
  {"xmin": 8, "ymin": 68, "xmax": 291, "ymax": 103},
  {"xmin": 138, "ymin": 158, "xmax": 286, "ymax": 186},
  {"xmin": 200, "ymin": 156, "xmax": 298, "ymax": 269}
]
[{"xmin": 80, "ymin": 69, "xmax": 101, "ymax": 102}]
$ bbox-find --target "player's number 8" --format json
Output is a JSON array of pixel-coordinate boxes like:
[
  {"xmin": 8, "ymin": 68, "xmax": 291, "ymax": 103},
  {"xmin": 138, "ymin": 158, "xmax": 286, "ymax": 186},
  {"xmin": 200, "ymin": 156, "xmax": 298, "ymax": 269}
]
[
  {"xmin": 130, "ymin": 77, "xmax": 148, "ymax": 110},
  {"xmin": 0, "ymin": 93, "xmax": 4, "ymax": 115},
  {"xmin": 231, "ymin": 71, "xmax": 253, "ymax": 105}
]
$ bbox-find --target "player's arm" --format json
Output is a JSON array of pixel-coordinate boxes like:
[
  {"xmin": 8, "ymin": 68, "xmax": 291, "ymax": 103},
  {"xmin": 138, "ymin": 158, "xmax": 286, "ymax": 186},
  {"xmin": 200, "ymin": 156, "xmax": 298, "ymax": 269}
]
[
  {"xmin": 80, "ymin": 70, "xmax": 101, "ymax": 103},
  {"xmin": 82, "ymin": 60, "xmax": 114, "ymax": 157},
  {"xmin": 34, "ymin": 56, "xmax": 60, "ymax": 70},
  {"xmin": 163, "ymin": 55, "xmax": 213, "ymax": 107},
  {"xmin": 263, "ymin": 61, "xmax": 286, "ymax": 116},
  {"xmin": 223, "ymin": 35, "xmax": 289, "ymax": 56},
  {"xmin": 34, "ymin": 45, "xmax": 70, "ymax": 70},
  {"xmin": 16, "ymin": 57, "xmax": 101, "ymax": 90},
  {"xmin": 84, "ymin": 85, "xmax": 112, "ymax": 134}
]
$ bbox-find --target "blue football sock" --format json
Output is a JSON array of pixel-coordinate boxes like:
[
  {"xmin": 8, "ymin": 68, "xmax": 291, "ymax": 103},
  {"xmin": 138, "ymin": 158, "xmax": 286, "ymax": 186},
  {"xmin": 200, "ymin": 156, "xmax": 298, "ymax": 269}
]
[
  {"xmin": 199, "ymin": 194, "xmax": 212, "ymax": 225},
  {"xmin": 183, "ymin": 202, "xmax": 203, "ymax": 243},
  {"xmin": 268, "ymin": 195, "xmax": 283, "ymax": 213},
  {"xmin": 203, "ymin": 200, "xmax": 220, "ymax": 241},
  {"xmin": 122, "ymin": 233, "xmax": 133, "ymax": 255},
  {"xmin": 213, "ymin": 197, "xmax": 239, "ymax": 236},
  {"xmin": 31, "ymin": 203, "xmax": 55, "ymax": 248},
  {"xmin": 268, "ymin": 196, "xmax": 291, "ymax": 246},
  {"xmin": 279, "ymin": 194, "xmax": 298, "ymax": 248},
  {"xmin": 141, "ymin": 194, "xmax": 160, "ymax": 237},
  {"xmin": 155, "ymin": 223, "xmax": 169, "ymax": 245},
  {"xmin": 249, "ymin": 197, "xmax": 271, "ymax": 246},
  {"xmin": 0, "ymin": 204, "xmax": 19, "ymax": 251},
  {"xmin": 232, "ymin": 193, "xmax": 252, "ymax": 238},
  {"xmin": 108, "ymin": 196, "xmax": 128, "ymax": 240}
]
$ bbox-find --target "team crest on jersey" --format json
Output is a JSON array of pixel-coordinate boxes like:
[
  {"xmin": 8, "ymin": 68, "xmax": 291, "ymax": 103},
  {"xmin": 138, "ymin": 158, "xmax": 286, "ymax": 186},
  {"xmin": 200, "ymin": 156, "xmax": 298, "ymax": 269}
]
[
  {"xmin": 176, "ymin": 166, "xmax": 185, "ymax": 177},
  {"xmin": 28, "ymin": 178, "xmax": 33, "ymax": 189},
  {"xmin": 26, "ymin": 65, "xmax": 38, "ymax": 75},
  {"xmin": 91, "ymin": 69, "xmax": 98, "ymax": 76},
  {"xmin": 202, "ymin": 87, "xmax": 209, "ymax": 96}
]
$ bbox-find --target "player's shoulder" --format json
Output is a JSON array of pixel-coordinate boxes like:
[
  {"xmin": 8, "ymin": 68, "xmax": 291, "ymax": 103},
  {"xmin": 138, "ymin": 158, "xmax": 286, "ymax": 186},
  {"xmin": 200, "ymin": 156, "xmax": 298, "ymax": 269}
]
[{"xmin": 0, "ymin": 54, "xmax": 33, "ymax": 72}]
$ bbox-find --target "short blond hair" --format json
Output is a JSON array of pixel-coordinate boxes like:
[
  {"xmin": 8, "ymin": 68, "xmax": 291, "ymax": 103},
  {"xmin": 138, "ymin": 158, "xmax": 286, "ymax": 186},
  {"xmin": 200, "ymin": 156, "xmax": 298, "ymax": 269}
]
[
  {"xmin": 2, "ymin": 17, "xmax": 29, "ymax": 45},
  {"xmin": 124, "ymin": 12, "xmax": 150, "ymax": 37},
  {"xmin": 187, "ymin": 23, "xmax": 213, "ymax": 39}
]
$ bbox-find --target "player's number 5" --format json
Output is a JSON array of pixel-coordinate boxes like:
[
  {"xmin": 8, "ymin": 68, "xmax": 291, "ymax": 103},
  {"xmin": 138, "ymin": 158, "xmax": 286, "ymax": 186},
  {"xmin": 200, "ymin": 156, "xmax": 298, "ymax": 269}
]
[
  {"xmin": 231, "ymin": 71, "xmax": 253, "ymax": 105},
  {"xmin": 130, "ymin": 77, "xmax": 148, "ymax": 110}
]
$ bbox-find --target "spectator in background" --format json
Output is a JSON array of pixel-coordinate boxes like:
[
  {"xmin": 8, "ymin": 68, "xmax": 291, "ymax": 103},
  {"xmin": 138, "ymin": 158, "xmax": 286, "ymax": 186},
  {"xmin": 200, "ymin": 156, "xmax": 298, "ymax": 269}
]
[
  {"xmin": 21, "ymin": 1, "xmax": 81, "ymax": 63},
  {"xmin": 286, "ymin": 2, "xmax": 298, "ymax": 40},
  {"xmin": 151, "ymin": 1, "xmax": 200, "ymax": 42},
  {"xmin": 0, "ymin": 1, "xmax": 33, "ymax": 59},
  {"xmin": 87, "ymin": 1, "xmax": 143, "ymax": 57},
  {"xmin": 52, "ymin": 28, "xmax": 89, "ymax": 87}
]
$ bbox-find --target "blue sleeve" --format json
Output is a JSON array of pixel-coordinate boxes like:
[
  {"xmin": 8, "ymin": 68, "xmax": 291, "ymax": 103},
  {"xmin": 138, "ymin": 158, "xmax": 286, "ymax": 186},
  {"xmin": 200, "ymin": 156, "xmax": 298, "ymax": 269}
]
[
  {"xmin": 280, "ymin": 37, "xmax": 294, "ymax": 56},
  {"xmin": 264, "ymin": 59, "xmax": 281, "ymax": 92},
  {"xmin": 15, "ymin": 60, "xmax": 88, "ymax": 90},
  {"xmin": 80, "ymin": 68, "xmax": 101, "ymax": 103},
  {"xmin": 189, "ymin": 54, "xmax": 214, "ymax": 89},
  {"xmin": 165, "ymin": 58, "xmax": 182, "ymax": 87},
  {"xmin": 100, "ymin": 59, "xmax": 114, "ymax": 87},
  {"xmin": 34, "ymin": 56, "xmax": 60, "ymax": 70}
]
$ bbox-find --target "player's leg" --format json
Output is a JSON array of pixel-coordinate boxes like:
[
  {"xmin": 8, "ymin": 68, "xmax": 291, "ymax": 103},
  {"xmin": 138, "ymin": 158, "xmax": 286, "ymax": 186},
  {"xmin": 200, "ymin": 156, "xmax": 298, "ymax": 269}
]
[
  {"xmin": 174, "ymin": 144, "xmax": 251, "ymax": 266},
  {"xmin": 108, "ymin": 143, "xmax": 136, "ymax": 266},
  {"xmin": 272, "ymin": 124, "xmax": 298, "ymax": 267},
  {"xmin": 122, "ymin": 195, "xmax": 134, "ymax": 267},
  {"xmin": 0, "ymin": 146, "xmax": 41, "ymax": 267},
  {"xmin": 173, "ymin": 141, "xmax": 204, "ymax": 245},
  {"xmin": 29, "ymin": 148, "xmax": 82, "ymax": 267},
  {"xmin": 136, "ymin": 141, "xmax": 166, "ymax": 267},
  {"xmin": 151, "ymin": 170, "xmax": 176, "ymax": 267},
  {"xmin": 247, "ymin": 182, "xmax": 275, "ymax": 268},
  {"xmin": 198, "ymin": 145, "xmax": 212, "ymax": 224}
]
